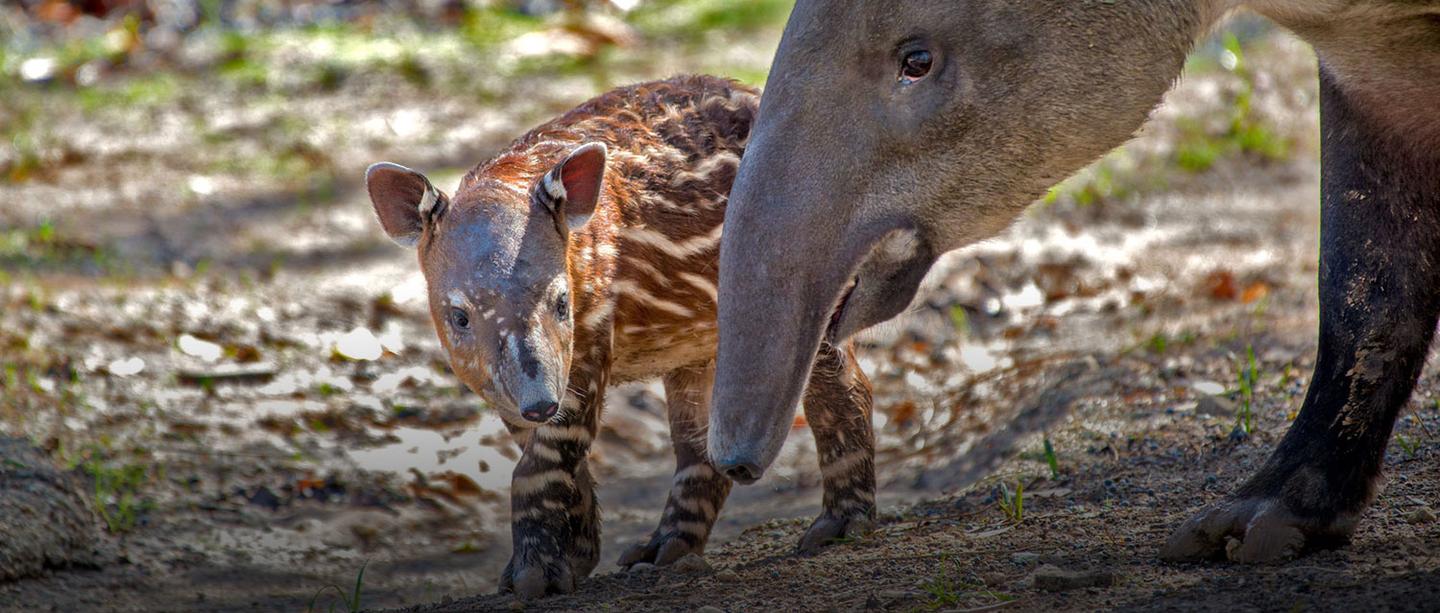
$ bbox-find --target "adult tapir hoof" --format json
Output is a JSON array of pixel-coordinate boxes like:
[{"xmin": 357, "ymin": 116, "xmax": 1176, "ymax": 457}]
[
  {"xmin": 797, "ymin": 511, "xmax": 876, "ymax": 554},
  {"xmin": 1161, "ymin": 486, "xmax": 1361, "ymax": 563}
]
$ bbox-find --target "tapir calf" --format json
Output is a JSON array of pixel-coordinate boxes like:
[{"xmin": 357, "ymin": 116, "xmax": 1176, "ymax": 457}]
[
  {"xmin": 708, "ymin": 0, "xmax": 1440, "ymax": 565},
  {"xmin": 366, "ymin": 76, "xmax": 876, "ymax": 599}
]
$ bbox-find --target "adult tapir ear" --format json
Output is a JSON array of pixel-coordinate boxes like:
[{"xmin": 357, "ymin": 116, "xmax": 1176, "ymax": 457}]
[
  {"xmin": 366, "ymin": 162, "xmax": 448, "ymax": 248},
  {"xmin": 537, "ymin": 142, "xmax": 607, "ymax": 234}
]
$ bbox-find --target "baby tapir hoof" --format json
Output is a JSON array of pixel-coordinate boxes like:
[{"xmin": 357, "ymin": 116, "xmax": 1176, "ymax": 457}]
[
  {"xmin": 500, "ymin": 556, "xmax": 578, "ymax": 600},
  {"xmin": 1161, "ymin": 496, "xmax": 1358, "ymax": 564},
  {"xmin": 797, "ymin": 511, "xmax": 877, "ymax": 554},
  {"xmin": 618, "ymin": 530, "xmax": 703, "ymax": 567}
]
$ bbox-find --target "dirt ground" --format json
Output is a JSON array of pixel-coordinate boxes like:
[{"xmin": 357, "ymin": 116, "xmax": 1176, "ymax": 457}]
[{"xmin": 3, "ymin": 5, "xmax": 1440, "ymax": 612}]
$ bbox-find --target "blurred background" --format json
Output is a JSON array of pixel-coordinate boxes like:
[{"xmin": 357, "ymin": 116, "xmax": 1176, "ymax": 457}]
[{"xmin": 4, "ymin": 2, "xmax": 1437, "ymax": 611}]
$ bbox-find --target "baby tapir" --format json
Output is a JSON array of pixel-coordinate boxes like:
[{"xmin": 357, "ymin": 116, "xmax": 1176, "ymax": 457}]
[{"xmin": 366, "ymin": 75, "xmax": 877, "ymax": 599}]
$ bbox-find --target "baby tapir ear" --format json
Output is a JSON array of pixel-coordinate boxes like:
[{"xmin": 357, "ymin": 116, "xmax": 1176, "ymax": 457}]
[
  {"xmin": 366, "ymin": 162, "xmax": 447, "ymax": 248},
  {"xmin": 538, "ymin": 142, "xmax": 607, "ymax": 233}
]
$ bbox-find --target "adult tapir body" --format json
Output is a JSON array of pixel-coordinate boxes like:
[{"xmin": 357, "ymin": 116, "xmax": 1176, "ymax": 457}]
[{"xmin": 709, "ymin": 0, "xmax": 1440, "ymax": 563}]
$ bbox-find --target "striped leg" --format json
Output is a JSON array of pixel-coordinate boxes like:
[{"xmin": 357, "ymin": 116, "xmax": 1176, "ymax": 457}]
[
  {"xmin": 499, "ymin": 374, "xmax": 605, "ymax": 600},
  {"xmin": 618, "ymin": 362, "xmax": 733, "ymax": 567},
  {"xmin": 797, "ymin": 341, "xmax": 877, "ymax": 553}
]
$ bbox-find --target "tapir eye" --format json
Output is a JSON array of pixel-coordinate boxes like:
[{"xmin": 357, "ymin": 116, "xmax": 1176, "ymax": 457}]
[
  {"xmin": 554, "ymin": 291, "xmax": 570, "ymax": 321},
  {"xmin": 899, "ymin": 49, "xmax": 933, "ymax": 84},
  {"xmin": 450, "ymin": 307, "xmax": 470, "ymax": 330}
]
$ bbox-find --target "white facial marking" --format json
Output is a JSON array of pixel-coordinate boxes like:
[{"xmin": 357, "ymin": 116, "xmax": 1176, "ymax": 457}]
[
  {"xmin": 447, "ymin": 290, "xmax": 470, "ymax": 310},
  {"xmin": 878, "ymin": 228, "xmax": 921, "ymax": 262}
]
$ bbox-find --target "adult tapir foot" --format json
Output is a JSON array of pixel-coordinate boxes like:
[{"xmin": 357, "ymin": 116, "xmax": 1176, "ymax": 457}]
[
  {"xmin": 1161, "ymin": 459, "xmax": 1368, "ymax": 564},
  {"xmin": 1161, "ymin": 494, "xmax": 1359, "ymax": 564},
  {"xmin": 499, "ymin": 554, "xmax": 579, "ymax": 600},
  {"xmin": 797, "ymin": 508, "xmax": 877, "ymax": 554}
]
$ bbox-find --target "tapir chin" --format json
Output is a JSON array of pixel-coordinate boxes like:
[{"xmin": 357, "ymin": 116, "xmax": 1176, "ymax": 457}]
[{"xmin": 708, "ymin": 0, "xmax": 1440, "ymax": 564}]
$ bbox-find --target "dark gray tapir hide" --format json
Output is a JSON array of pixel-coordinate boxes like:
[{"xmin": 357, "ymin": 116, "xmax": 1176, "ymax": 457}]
[{"xmin": 709, "ymin": 0, "xmax": 1440, "ymax": 564}]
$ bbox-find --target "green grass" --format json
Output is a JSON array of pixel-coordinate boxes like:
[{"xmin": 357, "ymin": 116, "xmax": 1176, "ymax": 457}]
[
  {"xmin": 1042, "ymin": 435, "xmax": 1061, "ymax": 480},
  {"xmin": 997, "ymin": 481, "xmax": 1024, "ymax": 524},
  {"xmin": 949, "ymin": 305, "xmax": 970, "ymax": 336},
  {"xmin": 631, "ymin": 0, "xmax": 794, "ymax": 40},
  {"xmin": 914, "ymin": 554, "xmax": 1016, "ymax": 612},
  {"xmin": 75, "ymin": 73, "xmax": 181, "ymax": 113},
  {"xmin": 1395, "ymin": 434, "xmax": 1420, "ymax": 458},
  {"xmin": 1173, "ymin": 33, "xmax": 1289, "ymax": 174},
  {"xmin": 75, "ymin": 451, "xmax": 153, "ymax": 533},
  {"xmin": 1235, "ymin": 344, "xmax": 1259, "ymax": 435},
  {"xmin": 308, "ymin": 561, "xmax": 368, "ymax": 613}
]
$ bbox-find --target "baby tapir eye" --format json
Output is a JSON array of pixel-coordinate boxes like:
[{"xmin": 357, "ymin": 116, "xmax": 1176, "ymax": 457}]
[
  {"xmin": 450, "ymin": 307, "xmax": 471, "ymax": 330},
  {"xmin": 554, "ymin": 291, "xmax": 570, "ymax": 321}
]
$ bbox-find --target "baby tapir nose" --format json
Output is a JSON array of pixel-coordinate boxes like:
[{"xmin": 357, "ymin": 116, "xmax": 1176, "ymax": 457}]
[{"xmin": 521, "ymin": 401, "xmax": 560, "ymax": 423}]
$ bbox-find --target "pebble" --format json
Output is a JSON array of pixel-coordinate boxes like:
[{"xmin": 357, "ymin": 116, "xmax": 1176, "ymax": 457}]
[
  {"xmin": 629, "ymin": 562, "xmax": 656, "ymax": 574},
  {"xmin": 334, "ymin": 327, "xmax": 383, "ymax": 361},
  {"xmin": 715, "ymin": 569, "xmax": 741, "ymax": 583},
  {"xmin": 673, "ymin": 553, "xmax": 712, "ymax": 574},
  {"xmin": 1032, "ymin": 564, "xmax": 1116, "ymax": 592},
  {"xmin": 1192, "ymin": 380, "xmax": 1226, "ymax": 396},
  {"xmin": 1011, "ymin": 551, "xmax": 1041, "ymax": 565},
  {"xmin": 1406, "ymin": 507, "xmax": 1437, "ymax": 524},
  {"xmin": 1196, "ymin": 395, "xmax": 1236, "ymax": 417}
]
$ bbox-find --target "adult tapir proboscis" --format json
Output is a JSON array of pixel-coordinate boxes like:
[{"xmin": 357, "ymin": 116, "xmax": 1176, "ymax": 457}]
[{"xmin": 708, "ymin": 0, "xmax": 1440, "ymax": 563}]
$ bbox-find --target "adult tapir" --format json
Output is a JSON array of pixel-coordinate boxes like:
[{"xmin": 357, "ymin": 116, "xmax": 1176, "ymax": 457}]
[{"xmin": 708, "ymin": 0, "xmax": 1440, "ymax": 563}]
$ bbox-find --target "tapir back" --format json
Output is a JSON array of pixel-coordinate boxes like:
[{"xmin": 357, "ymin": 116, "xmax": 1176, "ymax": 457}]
[{"xmin": 468, "ymin": 75, "xmax": 760, "ymax": 382}]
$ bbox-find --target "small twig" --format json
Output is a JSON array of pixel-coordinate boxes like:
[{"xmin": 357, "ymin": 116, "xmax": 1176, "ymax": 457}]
[{"xmin": 943, "ymin": 599, "xmax": 1022, "ymax": 613}]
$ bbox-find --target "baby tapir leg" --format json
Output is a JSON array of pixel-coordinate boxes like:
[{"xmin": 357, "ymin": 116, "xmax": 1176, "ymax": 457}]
[
  {"xmin": 499, "ymin": 375, "xmax": 605, "ymax": 599},
  {"xmin": 797, "ymin": 340, "xmax": 877, "ymax": 553},
  {"xmin": 619, "ymin": 362, "xmax": 733, "ymax": 567}
]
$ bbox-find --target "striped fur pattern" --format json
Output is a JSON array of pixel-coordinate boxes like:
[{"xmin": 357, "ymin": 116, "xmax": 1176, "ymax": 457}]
[{"xmin": 371, "ymin": 76, "xmax": 877, "ymax": 600}]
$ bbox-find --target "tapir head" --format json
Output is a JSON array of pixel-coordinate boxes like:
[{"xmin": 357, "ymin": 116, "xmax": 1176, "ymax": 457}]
[
  {"xmin": 710, "ymin": 0, "xmax": 1213, "ymax": 480},
  {"xmin": 367, "ymin": 144, "xmax": 607, "ymax": 427}
]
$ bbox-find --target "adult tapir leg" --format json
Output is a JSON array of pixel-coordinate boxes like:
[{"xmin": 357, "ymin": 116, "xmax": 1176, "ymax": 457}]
[{"xmin": 1163, "ymin": 64, "xmax": 1440, "ymax": 563}]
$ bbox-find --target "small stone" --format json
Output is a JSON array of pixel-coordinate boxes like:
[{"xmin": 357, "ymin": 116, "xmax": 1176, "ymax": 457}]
[
  {"xmin": 715, "ymin": 569, "xmax": 741, "ymax": 583},
  {"xmin": 629, "ymin": 562, "xmax": 656, "ymax": 574},
  {"xmin": 334, "ymin": 327, "xmax": 383, "ymax": 361},
  {"xmin": 1011, "ymin": 552, "xmax": 1041, "ymax": 565},
  {"xmin": 1196, "ymin": 395, "xmax": 1236, "ymax": 417},
  {"xmin": 177, "ymin": 334, "xmax": 223, "ymax": 362},
  {"xmin": 673, "ymin": 553, "xmax": 712, "ymax": 574},
  {"xmin": 696, "ymin": 607, "xmax": 724, "ymax": 613},
  {"xmin": 1192, "ymin": 380, "xmax": 1226, "ymax": 396},
  {"xmin": 1032, "ymin": 564, "xmax": 1116, "ymax": 592},
  {"xmin": 1407, "ymin": 507, "xmax": 1437, "ymax": 524}
]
